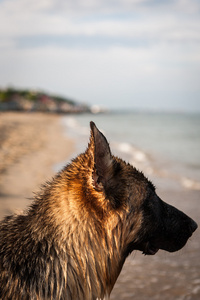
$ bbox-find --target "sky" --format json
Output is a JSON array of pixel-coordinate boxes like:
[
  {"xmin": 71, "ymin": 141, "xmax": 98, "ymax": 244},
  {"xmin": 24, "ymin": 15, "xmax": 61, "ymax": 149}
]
[{"xmin": 0, "ymin": 0, "xmax": 200, "ymax": 112}]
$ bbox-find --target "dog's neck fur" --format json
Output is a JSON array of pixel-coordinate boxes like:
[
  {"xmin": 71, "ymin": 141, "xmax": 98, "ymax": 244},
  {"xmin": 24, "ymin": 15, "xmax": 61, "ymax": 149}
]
[{"xmin": 28, "ymin": 137, "xmax": 128, "ymax": 299}]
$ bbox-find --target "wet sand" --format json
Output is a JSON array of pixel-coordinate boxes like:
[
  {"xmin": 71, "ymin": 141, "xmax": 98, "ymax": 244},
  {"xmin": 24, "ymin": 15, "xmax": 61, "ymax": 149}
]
[
  {"xmin": 0, "ymin": 112, "xmax": 74, "ymax": 219},
  {"xmin": 0, "ymin": 112, "xmax": 199, "ymax": 299}
]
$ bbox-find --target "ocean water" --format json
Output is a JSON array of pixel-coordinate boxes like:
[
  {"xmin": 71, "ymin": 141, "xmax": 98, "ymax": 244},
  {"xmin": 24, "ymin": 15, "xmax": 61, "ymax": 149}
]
[{"xmin": 61, "ymin": 112, "xmax": 200, "ymax": 191}]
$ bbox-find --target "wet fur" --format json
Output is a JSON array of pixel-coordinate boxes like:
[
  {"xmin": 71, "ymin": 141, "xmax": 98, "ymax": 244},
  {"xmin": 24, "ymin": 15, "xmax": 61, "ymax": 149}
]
[{"xmin": 0, "ymin": 122, "xmax": 197, "ymax": 299}]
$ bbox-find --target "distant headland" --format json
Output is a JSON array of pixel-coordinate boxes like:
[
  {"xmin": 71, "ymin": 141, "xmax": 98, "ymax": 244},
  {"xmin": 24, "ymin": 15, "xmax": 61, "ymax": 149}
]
[{"xmin": 0, "ymin": 87, "xmax": 91, "ymax": 114}]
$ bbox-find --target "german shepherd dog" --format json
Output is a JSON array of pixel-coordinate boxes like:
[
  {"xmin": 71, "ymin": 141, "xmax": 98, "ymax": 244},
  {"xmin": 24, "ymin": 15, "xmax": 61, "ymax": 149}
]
[{"xmin": 0, "ymin": 122, "xmax": 197, "ymax": 300}]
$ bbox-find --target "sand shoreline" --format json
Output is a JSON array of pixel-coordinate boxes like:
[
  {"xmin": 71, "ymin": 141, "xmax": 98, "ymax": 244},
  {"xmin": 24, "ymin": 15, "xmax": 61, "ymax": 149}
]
[{"xmin": 0, "ymin": 112, "xmax": 75, "ymax": 219}]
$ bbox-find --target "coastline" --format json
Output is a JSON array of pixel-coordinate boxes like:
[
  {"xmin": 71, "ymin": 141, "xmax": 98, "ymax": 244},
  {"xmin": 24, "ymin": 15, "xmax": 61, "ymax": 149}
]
[{"xmin": 0, "ymin": 112, "xmax": 75, "ymax": 220}]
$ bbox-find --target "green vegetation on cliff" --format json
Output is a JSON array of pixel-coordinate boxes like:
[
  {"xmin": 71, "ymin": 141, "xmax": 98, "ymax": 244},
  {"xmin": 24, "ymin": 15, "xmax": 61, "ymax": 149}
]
[{"xmin": 0, "ymin": 87, "xmax": 89, "ymax": 113}]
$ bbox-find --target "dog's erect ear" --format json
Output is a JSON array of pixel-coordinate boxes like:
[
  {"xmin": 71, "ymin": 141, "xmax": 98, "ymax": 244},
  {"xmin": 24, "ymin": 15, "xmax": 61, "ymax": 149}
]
[{"xmin": 90, "ymin": 121, "xmax": 113, "ymax": 189}]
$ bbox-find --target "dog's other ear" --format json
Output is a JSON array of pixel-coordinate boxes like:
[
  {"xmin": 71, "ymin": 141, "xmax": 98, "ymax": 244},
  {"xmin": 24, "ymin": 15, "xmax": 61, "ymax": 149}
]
[{"xmin": 90, "ymin": 121, "xmax": 113, "ymax": 189}]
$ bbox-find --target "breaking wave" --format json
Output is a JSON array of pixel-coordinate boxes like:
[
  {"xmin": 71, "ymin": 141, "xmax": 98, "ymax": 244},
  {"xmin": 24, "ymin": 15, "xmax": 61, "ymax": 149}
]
[{"xmin": 60, "ymin": 116, "xmax": 200, "ymax": 191}]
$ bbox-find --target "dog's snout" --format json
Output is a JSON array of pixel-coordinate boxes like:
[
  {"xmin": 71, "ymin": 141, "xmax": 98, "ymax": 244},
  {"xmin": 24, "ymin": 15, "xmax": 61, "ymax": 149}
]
[{"xmin": 190, "ymin": 220, "xmax": 198, "ymax": 234}]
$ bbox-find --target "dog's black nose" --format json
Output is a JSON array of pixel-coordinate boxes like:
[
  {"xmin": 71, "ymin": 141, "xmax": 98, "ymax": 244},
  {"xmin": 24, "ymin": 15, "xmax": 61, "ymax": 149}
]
[{"xmin": 190, "ymin": 220, "xmax": 198, "ymax": 233}]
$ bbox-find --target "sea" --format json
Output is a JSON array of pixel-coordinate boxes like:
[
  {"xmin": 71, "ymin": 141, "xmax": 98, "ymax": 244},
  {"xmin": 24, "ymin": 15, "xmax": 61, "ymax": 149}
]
[{"xmin": 59, "ymin": 111, "xmax": 200, "ymax": 192}]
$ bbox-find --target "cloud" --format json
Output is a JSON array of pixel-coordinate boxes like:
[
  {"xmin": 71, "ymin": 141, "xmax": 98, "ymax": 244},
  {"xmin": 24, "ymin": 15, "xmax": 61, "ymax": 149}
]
[
  {"xmin": 0, "ymin": 0, "xmax": 200, "ymax": 110},
  {"xmin": 0, "ymin": 0, "xmax": 200, "ymax": 43}
]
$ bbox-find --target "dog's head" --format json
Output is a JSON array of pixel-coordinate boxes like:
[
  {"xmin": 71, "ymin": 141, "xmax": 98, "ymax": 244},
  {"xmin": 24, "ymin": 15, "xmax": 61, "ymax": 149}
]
[
  {"xmin": 86, "ymin": 122, "xmax": 198, "ymax": 255},
  {"xmin": 67, "ymin": 122, "xmax": 197, "ymax": 259}
]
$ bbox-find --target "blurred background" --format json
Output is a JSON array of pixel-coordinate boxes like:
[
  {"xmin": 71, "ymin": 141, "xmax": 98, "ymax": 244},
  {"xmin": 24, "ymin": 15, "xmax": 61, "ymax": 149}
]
[
  {"xmin": 0, "ymin": 0, "xmax": 200, "ymax": 299},
  {"xmin": 0, "ymin": 0, "xmax": 200, "ymax": 112}
]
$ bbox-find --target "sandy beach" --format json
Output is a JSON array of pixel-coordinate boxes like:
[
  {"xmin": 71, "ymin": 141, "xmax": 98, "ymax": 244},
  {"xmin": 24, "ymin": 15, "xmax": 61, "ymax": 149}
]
[
  {"xmin": 0, "ymin": 112, "xmax": 199, "ymax": 299},
  {"xmin": 0, "ymin": 112, "xmax": 74, "ymax": 219}
]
